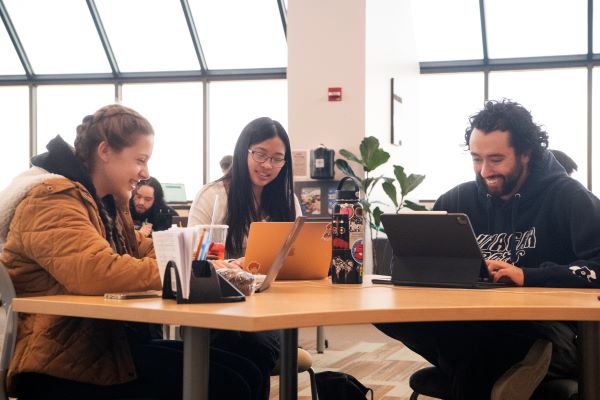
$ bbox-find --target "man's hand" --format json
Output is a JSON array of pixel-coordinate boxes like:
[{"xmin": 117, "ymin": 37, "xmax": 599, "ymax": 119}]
[
  {"xmin": 486, "ymin": 259, "xmax": 524, "ymax": 286},
  {"xmin": 139, "ymin": 223, "xmax": 153, "ymax": 237}
]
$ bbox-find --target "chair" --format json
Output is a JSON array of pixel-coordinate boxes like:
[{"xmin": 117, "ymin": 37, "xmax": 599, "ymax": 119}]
[
  {"xmin": 408, "ymin": 366, "xmax": 578, "ymax": 400},
  {"xmin": 0, "ymin": 262, "xmax": 17, "ymax": 400},
  {"xmin": 271, "ymin": 348, "xmax": 319, "ymax": 399}
]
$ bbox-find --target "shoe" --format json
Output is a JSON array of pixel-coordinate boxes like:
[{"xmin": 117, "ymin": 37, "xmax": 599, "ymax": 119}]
[{"xmin": 491, "ymin": 339, "xmax": 552, "ymax": 400}]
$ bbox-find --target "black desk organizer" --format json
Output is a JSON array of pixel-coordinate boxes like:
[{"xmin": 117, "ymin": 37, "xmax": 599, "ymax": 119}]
[{"xmin": 162, "ymin": 260, "xmax": 245, "ymax": 303}]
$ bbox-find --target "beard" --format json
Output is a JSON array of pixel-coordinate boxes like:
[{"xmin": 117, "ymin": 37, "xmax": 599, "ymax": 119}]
[{"xmin": 477, "ymin": 162, "xmax": 525, "ymax": 198}]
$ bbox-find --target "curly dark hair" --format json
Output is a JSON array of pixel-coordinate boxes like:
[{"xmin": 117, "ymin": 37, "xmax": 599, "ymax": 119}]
[
  {"xmin": 464, "ymin": 99, "xmax": 549, "ymax": 163},
  {"xmin": 134, "ymin": 177, "xmax": 168, "ymax": 210}
]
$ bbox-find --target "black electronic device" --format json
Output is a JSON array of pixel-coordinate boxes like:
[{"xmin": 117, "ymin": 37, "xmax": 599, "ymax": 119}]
[{"xmin": 372, "ymin": 213, "xmax": 512, "ymax": 289}]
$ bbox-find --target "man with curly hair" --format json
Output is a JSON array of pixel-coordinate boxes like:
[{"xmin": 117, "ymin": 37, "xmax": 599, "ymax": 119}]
[{"xmin": 376, "ymin": 100, "xmax": 600, "ymax": 399}]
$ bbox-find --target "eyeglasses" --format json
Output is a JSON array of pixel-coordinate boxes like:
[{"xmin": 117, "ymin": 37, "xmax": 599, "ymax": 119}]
[{"xmin": 248, "ymin": 149, "xmax": 286, "ymax": 168}]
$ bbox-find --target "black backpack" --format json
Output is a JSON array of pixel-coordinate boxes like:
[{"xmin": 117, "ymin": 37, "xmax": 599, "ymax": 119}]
[{"xmin": 315, "ymin": 371, "xmax": 374, "ymax": 400}]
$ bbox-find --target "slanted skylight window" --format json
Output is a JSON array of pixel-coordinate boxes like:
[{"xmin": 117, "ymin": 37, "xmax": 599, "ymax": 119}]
[
  {"xmin": 96, "ymin": 0, "xmax": 200, "ymax": 72},
  {"xmin": 4, "ymin": 0, "xmax": 110, "ymax": 74},
  {"xmin": 486, "ymin": 0, "xmax": 587, "ymax": 58},
  {"xmin": 412, "ymin": 0, "xmax": 483, "ymax": 62},
  {"xmin": 189, "ymin": 0, "xmax": 287, "ymax": 69}
]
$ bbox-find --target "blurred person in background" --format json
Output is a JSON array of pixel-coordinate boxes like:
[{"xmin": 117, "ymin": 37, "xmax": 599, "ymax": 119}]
[{"xmin": 130, "ymin": 176, "xmax": 178, "ymax": 236}]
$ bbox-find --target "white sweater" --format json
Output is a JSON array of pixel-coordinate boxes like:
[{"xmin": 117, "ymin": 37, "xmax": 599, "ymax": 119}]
[{"xmin": 188, "ymin": 180, "xmax": 302, "ymax": 227}]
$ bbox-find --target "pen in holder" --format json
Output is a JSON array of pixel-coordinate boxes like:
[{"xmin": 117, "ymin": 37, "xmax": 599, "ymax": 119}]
[{"xmin": 162, "ymin": 260, "xmax": 245, "ymax": 303}]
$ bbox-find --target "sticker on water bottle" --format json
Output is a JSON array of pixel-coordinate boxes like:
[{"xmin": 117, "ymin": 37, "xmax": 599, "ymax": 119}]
[{"xmin": 351, "ymin": 239, "xmax": 364, "ymax": 263}]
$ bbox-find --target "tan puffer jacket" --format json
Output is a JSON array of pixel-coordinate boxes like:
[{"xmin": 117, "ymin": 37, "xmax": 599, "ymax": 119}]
[{"xmin": 0, "ymin": 172, "xmax": 161, "ymax": 391}]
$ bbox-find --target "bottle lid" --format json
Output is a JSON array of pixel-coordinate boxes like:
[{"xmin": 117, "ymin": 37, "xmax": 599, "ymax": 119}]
[
  {"xmin": 336, "ymin": 177, "xmax": 359, "ymax": 200},
  {"xmin": 336, "ymin": 189, "xmax": 358, "ymax": 200}
]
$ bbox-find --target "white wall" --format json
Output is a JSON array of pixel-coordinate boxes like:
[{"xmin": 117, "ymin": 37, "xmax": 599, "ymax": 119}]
[
  {"xmin": 288, "ymin": 0, "xmax": 420, "ymax": 273},
  {"xmin": 287, "ymin": 0, "xmax": 366, "ymax": 169},
  {"xmin": 366, "ymin": 0, "xmax": 419, "ymax": 178}
]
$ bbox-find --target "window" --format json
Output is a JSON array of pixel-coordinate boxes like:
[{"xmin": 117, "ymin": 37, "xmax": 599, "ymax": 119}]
[
  {"xmin": 37, "ymin": 85, "xmax": 115, "ymax": 154},
  {"xmin": 0, "ymin": 86, "xmax": 28, "ymax": 189},
  {"xmin": 0, "ymin": 19, "xmax": 23, "ymax": 75},
  {"xmin": 208, "ymin": 80, "xmax": 288, "ymax": 182},
  {"xmin": 122, "ymin": 82, "xmax": 204, "ymax": 200},
  {"xmin": 4, "ymin": 0, "xmax": 110, "ymax": 74},
  {"xmin": 488, "ymin": 68, "xmax": 588, "ymax": 187},
  {"xmin": 485, "ymin": 0, "xmax": 587, "ymax": 58},
  {"xmin": 411, "ymin": 0, "xmax": 482, "ymax": 62},
  {"xmin": 188, "ymin": 0, "xmax": 287, "ymax": 69},
  {"xmin": 95, "ymin": 0, "xmax": 200, "ymax": 72},
  {"xmin": 415, "ymin": 73, "xmax": 484, "ymax": 200},
  {"xmin": 592, "ymin": 68, "xmax": 600, "ymax": 194}
]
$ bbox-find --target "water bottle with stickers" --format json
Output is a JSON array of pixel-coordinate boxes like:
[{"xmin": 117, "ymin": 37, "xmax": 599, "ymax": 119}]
[{"xmin": 330, "ymin": 177, "xmax": 364, "ymax": 284}]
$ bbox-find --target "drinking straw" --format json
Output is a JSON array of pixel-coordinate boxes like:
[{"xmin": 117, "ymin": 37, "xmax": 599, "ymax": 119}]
[{"xmin": 193, "ymin": 228, "xmax": 206, "ymax": 260}]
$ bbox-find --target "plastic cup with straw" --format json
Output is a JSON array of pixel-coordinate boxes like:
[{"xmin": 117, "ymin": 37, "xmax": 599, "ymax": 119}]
[{"xmin": 206, "ymin": 195, "xmax": 227, "ymax": 260}]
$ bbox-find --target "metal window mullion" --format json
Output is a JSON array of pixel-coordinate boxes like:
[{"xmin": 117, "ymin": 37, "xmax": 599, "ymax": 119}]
[
  {"xmin": 277, "ymin": 0, "xmax": 287, "ymax": 39},
  {"xmin": 479, "ymin": 0, "xmax": 488, "ymax": 65},
  {"xmin": 483, "ymin": 70, "xmax": 489, "ymax": 102},
  {"xmin": 587, "ymin": 66, "xmax": 593, "ymax": 191},
  {"xmin": 115, "ymin": 83, "xmax": 122, "ymax": 103},
  {"xmin": 86, "ymin": 0, "xmax": 120, "ymax": 77},
  {"xmin": 29, "ymin": 85, "xmax": 37, "ymax": 161},
  {"xmin": 202, "ymin": 81, "xmax": 210, "ymax": 185},
  {"xmin": 588, "ymin": 0, "xmax": 593, "ymax": 59},
  {"xmin": 0, "ymin": 0, "xmax": 33, "ymax": 78},
  {"xmin": 181, "ymin": 0, "xmax": 208, "ymax": 72}
]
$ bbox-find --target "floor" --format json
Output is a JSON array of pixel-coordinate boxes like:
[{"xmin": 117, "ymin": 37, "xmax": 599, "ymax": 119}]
[{"xmin": 269, "ymin": 324, "xmax": 436, "ymax": 400}]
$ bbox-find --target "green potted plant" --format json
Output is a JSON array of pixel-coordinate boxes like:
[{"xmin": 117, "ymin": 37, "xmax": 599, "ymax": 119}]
[{"xmin": 335, "ymin": 136, "xmax": 426, "ymax": 273}]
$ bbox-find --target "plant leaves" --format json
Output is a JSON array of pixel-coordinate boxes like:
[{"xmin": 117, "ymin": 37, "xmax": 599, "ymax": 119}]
[
  {"xmin": 335, "ymin": 159, "xmax": 359, "ymax": 182},
  {"xmin": 403, "ymin": 199, "xmax": 428, "ymax": 211},
  {"xmin": 339, "ymin": 149, "xmax": 363, "ymax": 166},
  {"xmin": 363, "ymin": 177, "xmax": 375, "ymax": 194},
  {"xmin": 393, "ymin": 165, "xmax": 408, "ymax": 195},
  {"xmin": 365, "ymin": 175, "xmax": 386, "ymax": 196},
  {"xmin": 381, "ymin": 181, "xmax": 398, "ymax": 208},
  {"xmin": 360, "ymin": 136, "xmax": 390, "ymax": 172},
  {"xmin": 360, "ymin": 199, "xmax": 372, "ymax": 214},
  {"xmin": 403, "ymin": 174, "xmax": 426, "ymax": 196},
  {"xmin": 372, "ymin": 206, "xmax": 384, "ymax": 229}
]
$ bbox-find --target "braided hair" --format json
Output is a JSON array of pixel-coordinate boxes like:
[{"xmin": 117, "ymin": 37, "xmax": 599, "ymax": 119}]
[{"xmin": 74, "ymin": 104, "xmax": 154, "ymax": 253}]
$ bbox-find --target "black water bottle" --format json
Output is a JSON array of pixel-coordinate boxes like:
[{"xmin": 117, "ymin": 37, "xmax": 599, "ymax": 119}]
[{"xmin": 330, "ymin": 177, "xmax": 364, "ymax": 284}]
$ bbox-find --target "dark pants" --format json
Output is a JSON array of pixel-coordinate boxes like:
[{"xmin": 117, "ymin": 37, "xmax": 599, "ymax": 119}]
[
  {"xmin": 374, "ymin": 320, "xmax": 577, "ymax": 400},
  {"xmin": 14, "ymin": 329, "xmax": 280, "ymax": 400}
]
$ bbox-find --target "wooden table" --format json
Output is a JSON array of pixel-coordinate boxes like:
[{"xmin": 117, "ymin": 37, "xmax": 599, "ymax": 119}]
[{"xmin": 12, "ymin": 277, "xmax": 600, "ymax": 400}]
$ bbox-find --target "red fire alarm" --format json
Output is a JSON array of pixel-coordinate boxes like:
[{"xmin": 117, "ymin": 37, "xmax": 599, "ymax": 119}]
[{"xmin": 328, "ymin": 87, "xmax": 342, "ymax": 101}]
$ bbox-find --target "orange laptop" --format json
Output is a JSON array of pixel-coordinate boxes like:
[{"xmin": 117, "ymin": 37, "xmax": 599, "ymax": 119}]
[{"xmin": 244, "ymin": 220, "xmax": 332, "ymax": 280}]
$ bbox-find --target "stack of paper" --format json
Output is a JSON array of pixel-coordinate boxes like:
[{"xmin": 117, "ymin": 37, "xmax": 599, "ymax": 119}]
[{"xmin": 152, "ymin": 226, "xmax": 201, "ymax": 300}]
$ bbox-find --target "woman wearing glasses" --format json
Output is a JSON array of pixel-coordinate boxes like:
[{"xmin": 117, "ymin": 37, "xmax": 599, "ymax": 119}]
[
  {"xmin": 187, "ymin": 117, "xmax": 301, "ymax": 399},
  {"xmin": 188, "ymin": 116, "xmax": 301, "ymax": 258}
]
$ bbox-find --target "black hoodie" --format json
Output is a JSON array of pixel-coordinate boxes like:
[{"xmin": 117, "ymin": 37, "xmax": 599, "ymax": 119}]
[{"xmin": 433, "ymin": 150, "xmax": 600, "ymax": 288}]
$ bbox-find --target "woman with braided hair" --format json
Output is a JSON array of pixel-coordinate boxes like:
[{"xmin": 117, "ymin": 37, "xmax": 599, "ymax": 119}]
[{"xmin": 0, "ymin": 104, "xmax": 270, "ymax": 399}]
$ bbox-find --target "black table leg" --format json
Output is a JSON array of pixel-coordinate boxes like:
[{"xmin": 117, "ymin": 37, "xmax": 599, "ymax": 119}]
[
  {"xmin": 578, "ymin": 321, "xmax": 600, "ymax": 400},
  {"xmin": 280, "ymin": 328, "xmax": 299, "ymax": 400}
]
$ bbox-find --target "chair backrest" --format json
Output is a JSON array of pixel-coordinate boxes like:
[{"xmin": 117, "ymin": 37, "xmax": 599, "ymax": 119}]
[{"xmin": 0, "ymin": 262, "xmax": 16, "ymax": 400}]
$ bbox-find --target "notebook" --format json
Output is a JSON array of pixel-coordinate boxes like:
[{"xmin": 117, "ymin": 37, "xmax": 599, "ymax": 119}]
[
  {"xmin": 374, "ymin": 212, "xmax": 511, "ymax": 288},
  {"xmin": 244, "ymin": 219, "xmax": 332, "ymax": 283},
  {"xmin": 252, "ymin": 216, "xmax": 306, "ymax": 293}
]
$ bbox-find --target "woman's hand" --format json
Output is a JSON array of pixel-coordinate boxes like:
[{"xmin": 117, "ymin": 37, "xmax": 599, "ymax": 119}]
[
  {"xmin": 486, "ymin": 259, "xmax": 524, "ymax": 286},
  {"xmin": 139, "ymin": 223, "xmax": 153, "ymax": 237},
  {"xmin": 212, "ymin": 258, "xmax": 244, "ymax": 270}
]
